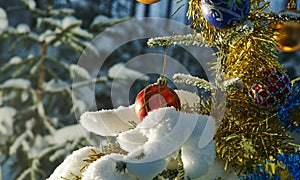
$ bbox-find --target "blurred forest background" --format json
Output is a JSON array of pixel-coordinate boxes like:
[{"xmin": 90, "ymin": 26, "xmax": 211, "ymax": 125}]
[{"xmin": 0, "ymin": 0, "xmax": 299, "ymax": 180}]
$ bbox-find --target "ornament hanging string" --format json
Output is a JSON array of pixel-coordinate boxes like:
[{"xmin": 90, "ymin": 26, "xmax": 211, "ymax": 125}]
[
  {"xmin": 161, "ymin": 45, "xmax": 169, "ymax": 77},
  {"xmin": 157, "ymin": 45, "xmax": 169, "ymax": 85},
  {"xmin": 134, "ymin": 44, "xmax": 181, "ymax": 120}
]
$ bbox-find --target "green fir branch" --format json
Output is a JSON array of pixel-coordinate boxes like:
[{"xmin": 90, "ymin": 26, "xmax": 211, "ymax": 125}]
[
  {"xmin": 222, "ymin": 20, "xmax": 254, "ymax": 46},
  {"xmin": 223, "ymin": 77, "xmax": 242, "ymax": 90},
  {"xmin": 177, "ymin": 149, "xmax": 185, "ymax": 180},
  {"xmin": 11, "ymin": 66, "xmax": 29, "ymax": 78},
  {"xmin": 147, "ymin": 33, "xmax": 208, "ymax": 47},
  {"xmin": 171, "ymin": 3, "xmax": 186, "ymax": 18},
  {"xmin": 1, "ymin": 56, "xmax": 38, "ymax": 72},
  {"xmin": 46, "ymin": 57, "xmax": 70, "ymax": 70},
  {"xmin": 90, "ymin": 17, "xmax": 132, "ymax": 32},
  {"xmin": 49, "ymin": 8, "xmax": 75, "ymax": 17},
  {"xmin": 42, "ymin": 77, "xmax": 107, "ymax": 93},
  {"xmin": 254, "ymin": 11, "xmax": 300, "ymax": 23},
  {"xmin": 148, "ymin": 19, "xmax": 255, "ymax": 48},
  {"xmin": 173, "ymin": 73, "xmax": 213, "ymax": 91}
]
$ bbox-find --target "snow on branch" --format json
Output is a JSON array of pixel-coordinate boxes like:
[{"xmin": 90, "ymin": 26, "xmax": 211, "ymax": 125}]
[
  {"xmin": 173, "ymin": 73, "xmax": 213, "ymax": 92},
  {"xmin": 254, "ymin": 11, "xmax": 300, "ymax": 23},
  {"xmin": 147, "ymin": 19, "xmax": 255, "ymax": 48},
  {"xmin": 147, "ymin": 33, "xmax": 208, "ymax": 47},
  {"xmin": 0, "ymin": 78, "xmax": 31, "ymax": 90},
  {"xmin": 108, "ymin": 63, "xmax": 149, "ymax": 81},
  {"xmin": 80, "ymin": 105, "xmax": 140, "ymax": 136},
  {"xmin": 47, "ymin": 147, "xmax": 101, "ymax": 180}
]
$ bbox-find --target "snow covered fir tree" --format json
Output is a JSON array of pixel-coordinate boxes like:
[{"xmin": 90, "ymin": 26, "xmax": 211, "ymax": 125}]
[{"xmin": 2, "ymin": 0, "xmax": 300, "ymax": 180}]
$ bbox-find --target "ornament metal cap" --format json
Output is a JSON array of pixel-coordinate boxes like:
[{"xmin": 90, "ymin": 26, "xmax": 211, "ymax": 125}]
[{"xmin": 156, "ymin": 76, "xmax": 167, "ymax": 86}]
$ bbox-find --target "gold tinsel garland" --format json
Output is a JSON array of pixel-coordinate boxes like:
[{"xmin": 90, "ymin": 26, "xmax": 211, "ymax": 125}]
[
  {"xmin": 216, "ymin": 88, "xmax": 292, "ymax": 172},
  {"xmin": 225, "ymin": 2, "xmax": 283, "ymax": 81},
  {"xmin": 186, "ymin": 0, "xmax": 293, "ymax": 174},
  {"xmin": 187, "ymin": 0, "xmax": 225, "ymax": 47},
  {"xmin": 146, "ymin": 0, "xmax": 300, "ymax": 176}
]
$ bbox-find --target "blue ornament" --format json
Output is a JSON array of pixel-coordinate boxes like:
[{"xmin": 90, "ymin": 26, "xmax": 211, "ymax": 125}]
[{"xmin": 201, "ymin": 0, "xmax": 251, "ymax": 29}]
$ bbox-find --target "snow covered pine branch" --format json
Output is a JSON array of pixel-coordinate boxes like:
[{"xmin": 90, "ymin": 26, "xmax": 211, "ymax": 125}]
[{"xmin": 47, "ymin": 90, "xmax": 237, "ymax": 180}]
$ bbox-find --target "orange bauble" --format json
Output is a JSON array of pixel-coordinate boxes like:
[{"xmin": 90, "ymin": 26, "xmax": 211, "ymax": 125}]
[
  {"xmin": 136, "ymin": 0, "xmax": 161, "ymax": 4},
  {"xmin": 273, "ymin": 4, "xmax": 300, "ymax": 52}
]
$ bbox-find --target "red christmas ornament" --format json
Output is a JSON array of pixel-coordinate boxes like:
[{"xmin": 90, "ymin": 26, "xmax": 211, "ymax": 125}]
[
  {"xmin": 249, "ymin": 68, "xmax": 291, "ymax": 109},
  {"xmin": 134, "ymin": 77, "xmax": 181, "ymax": 121}
]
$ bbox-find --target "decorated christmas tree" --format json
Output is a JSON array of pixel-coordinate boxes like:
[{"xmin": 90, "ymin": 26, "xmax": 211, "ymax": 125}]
[{"xmin": 48, "ymin": 0, "xmax": 300, "ymax": 179}]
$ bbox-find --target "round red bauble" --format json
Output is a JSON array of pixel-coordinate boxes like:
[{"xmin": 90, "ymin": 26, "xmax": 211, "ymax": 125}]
[
  {"xmin": 134, "ymin": 77, "xmax": 181, "ymax": 121},
  {"xmin": 249, "ymin": 68, "xmax": 292, "ymax": 109}
]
